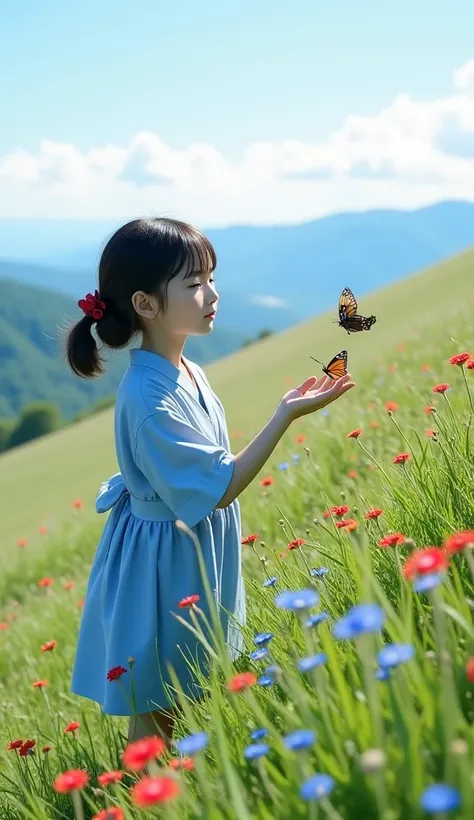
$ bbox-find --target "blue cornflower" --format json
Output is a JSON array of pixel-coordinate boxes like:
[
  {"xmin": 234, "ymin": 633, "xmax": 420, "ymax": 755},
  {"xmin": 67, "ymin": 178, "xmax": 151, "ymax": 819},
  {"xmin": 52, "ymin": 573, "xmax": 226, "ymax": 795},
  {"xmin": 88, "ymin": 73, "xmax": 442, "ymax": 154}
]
[
  {"xmin": 298, "ymin": 653, "xmax": 327, "ymax": 673},
  {"xmin": 244, "ymin": 742, "xmax": 269, "ymax": 760},
  {"xmin": 263, "ymin": 576, "xmax": 278, "ymax": 587},
  {"xmin": 283, "ymin": 729, "xmax": 316, "ymax": 751},
  {"xmin": 250, "ymin": 647, "xmax": 269, "ymax": 662},
  {"xmin": 333, "ymin": 604, "xmax": 385, "ymax": 640},
  {"xmin": 377, "ymin": 643, "xmax": 414, "ymax": 669},
  {"xmin": 250, "ymin": 728, "xmax": 269, "ymax": 741},
  {"xmin": 292, "ymin": 454, "xmax": 301, "ymax": 464},
  {"xmin": 304, "ymin": 612, "xmax": 329, "ymax": 628},
  {"xmin": 264, "ymin": 664, "xmax": 280, "ymax": 678},
  {"xmin": 310, "ymin": 567, "xmax": 329, "ymax": 578},
  {"xmin": 300, "ymin": 773, "xmax": 334, "ymax": 801},
  {"xmin": 375, "ymin": 667, "xmax": 391, "ymax": 681},
  {"xmin": 275, "ymin": 588, "xmax": 320, "ymax": 611},
  {"xmin": 175, "ymin": 731, "xmax": 208, "ymax": 756},
  {"xmin": 254, "ymin": 632, "xmax": 274, "ymax": 646},
  {"xmin": 414, "ymin": 573, "xmax": 443, "ymax": 593},
  {"xmin": 278, "ymin": 462, "xmax": 289, "ymax": 471},
  {"xmin": 420, "ymin": 784, "xmax": 461, "ymax": 813},
  {"xmin": 258, "ymin": 674, "xmax": 274, "ymax": 687}
]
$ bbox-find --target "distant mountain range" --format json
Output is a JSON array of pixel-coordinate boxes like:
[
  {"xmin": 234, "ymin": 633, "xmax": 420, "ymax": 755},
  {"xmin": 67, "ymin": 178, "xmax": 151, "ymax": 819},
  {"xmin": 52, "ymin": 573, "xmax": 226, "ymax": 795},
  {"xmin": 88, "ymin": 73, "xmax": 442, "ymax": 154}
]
[{"xmin": 1, "ymin": 201, "xmax": 474, "ymax": 333}]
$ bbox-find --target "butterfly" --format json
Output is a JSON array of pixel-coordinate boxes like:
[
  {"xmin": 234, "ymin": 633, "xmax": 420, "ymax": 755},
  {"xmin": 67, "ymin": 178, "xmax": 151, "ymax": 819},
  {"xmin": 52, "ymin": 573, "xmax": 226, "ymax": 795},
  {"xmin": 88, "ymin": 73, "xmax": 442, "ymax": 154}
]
[
  {"xmin": 310, "ymin": 349, "xmax": 348, "ymax": 380},
  {"xmin": 338, "ymin": 287, "xmax": 376, "ymax": 333}
]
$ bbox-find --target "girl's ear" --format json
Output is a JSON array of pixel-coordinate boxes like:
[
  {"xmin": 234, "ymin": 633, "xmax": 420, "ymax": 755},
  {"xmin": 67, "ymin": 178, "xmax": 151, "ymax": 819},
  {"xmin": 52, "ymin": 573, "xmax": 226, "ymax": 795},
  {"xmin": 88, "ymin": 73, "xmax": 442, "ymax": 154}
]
[{"xmin": 132, "ymin": 291, "xmax": 159, "ymax": 320}]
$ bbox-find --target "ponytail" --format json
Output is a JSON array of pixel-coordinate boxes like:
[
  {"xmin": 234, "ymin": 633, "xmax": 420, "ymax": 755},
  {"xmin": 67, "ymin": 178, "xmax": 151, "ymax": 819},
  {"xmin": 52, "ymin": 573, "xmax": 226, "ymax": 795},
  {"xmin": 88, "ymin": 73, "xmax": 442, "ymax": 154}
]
[{"xmin": 66, "ymin": 316, "xmax": 104, "ymax": 379}]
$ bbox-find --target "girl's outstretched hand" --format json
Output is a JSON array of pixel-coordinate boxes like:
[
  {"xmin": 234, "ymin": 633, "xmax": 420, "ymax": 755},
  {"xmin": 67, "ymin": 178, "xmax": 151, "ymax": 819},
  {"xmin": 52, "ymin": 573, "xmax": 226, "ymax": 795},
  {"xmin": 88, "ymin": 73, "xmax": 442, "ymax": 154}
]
[{"xmin": 279, "ymin": 373, "xmax": 355, "ymax": 422}]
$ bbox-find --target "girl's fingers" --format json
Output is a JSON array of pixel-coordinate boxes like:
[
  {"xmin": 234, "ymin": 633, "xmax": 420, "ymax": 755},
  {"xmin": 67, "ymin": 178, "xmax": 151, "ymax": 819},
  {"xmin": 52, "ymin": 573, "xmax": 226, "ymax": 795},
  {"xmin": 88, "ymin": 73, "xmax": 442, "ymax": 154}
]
[{"xmin": 296, "ymin": 376, "xmax": 318, "ymax": 395}]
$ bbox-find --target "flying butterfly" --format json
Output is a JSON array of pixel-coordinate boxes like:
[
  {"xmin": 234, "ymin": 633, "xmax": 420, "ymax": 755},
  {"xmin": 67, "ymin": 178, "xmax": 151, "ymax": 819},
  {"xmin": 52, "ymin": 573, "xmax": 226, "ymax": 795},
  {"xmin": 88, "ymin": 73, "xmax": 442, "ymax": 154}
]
[
  {"xmin": 338, "ymin": 287, "xmax": 376, "ymax": 334},
  {"xmin": 310, "ymin": 349, "xmax": 348, "ymax": 380}
]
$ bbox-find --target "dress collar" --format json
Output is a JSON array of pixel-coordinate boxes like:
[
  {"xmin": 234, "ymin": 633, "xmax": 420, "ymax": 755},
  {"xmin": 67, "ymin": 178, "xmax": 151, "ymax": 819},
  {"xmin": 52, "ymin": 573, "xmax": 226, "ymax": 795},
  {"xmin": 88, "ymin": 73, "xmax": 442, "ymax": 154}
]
[{"xmin": 129, "ymin": 348, "xmax": 199, "ymax": 402}]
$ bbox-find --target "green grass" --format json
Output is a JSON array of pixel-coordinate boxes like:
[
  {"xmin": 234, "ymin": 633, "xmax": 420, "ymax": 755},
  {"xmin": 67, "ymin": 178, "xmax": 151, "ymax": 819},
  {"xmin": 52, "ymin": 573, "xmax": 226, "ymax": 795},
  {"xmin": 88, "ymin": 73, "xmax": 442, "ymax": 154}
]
[
  {"xmin": 1, "ymin": 248, "xmax": 474, "ymax": 817},
  {"xmin": 0, "ymin": 246, "xmax": 473, "ymax": 549}
]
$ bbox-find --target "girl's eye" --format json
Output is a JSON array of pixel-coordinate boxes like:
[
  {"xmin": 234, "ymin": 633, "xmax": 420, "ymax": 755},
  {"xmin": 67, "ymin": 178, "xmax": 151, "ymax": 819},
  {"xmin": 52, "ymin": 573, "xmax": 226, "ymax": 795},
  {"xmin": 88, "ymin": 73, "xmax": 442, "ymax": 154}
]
[{"xmin": 189, "ymin": 282, "xmax": 202, "ymax": 289}]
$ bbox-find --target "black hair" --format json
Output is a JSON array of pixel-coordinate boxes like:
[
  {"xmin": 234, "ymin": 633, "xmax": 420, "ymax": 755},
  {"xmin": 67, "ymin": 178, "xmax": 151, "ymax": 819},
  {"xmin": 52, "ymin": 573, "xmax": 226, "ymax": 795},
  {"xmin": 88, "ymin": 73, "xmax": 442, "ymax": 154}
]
[{"xmin": 65, "ymin": 217, "xmax": 216, "ymax": 379}]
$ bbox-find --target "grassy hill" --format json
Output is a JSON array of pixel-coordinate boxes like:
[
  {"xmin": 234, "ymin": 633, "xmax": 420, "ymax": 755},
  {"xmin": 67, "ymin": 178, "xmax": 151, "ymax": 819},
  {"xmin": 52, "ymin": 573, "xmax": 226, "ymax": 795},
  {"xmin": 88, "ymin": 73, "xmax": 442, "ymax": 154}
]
[{"xmin": 0, "ymin": 245, "xmax": 473, "ymax": 546}]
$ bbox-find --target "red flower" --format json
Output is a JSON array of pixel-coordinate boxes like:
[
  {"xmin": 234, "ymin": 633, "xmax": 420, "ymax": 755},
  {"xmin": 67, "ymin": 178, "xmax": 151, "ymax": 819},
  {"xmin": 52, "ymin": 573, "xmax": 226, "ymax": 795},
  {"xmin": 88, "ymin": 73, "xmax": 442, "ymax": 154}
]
[
  {"xmin": 433, "ymin": 383, "xmax": 450, "ymax": 394},
  {"xmin": 364, "ymin": 508, "xmax": 383, "ymax": 519},
  {"xmin": 378, "ymin": 533, "xmax": 405, "ymax": 548},
  {"xmin": 38, "ymin": 577, "xmax": 53, "ymax": 588},
  {"xmin": 78, "ymin": 598, "xmax": 85, "ymax": 609},
  {"xmin": 169, "ymin": 756, "xmax": 195, "ymax": 771},
  {"xmin": 467, "ymin": 360, "xmax": 474, "ymax": 370},
  {"xmin": 370, "ymin": 420, "xmax": 380, "ymax": 429},
  {"xmin": 54, "ymin": 769, "xmax": 89, "ymax": 793},
  {"xmin": 17, "ymin": 538, "xmax": 27, "ymax": 548},
  {"xmin": 65, "ymin": 721, "xmax": 80, "ymax": 734},
  {"xmin": 385, "ymin": 401, "xmax": 399, "ymax": 412},
  {"xmin": 296, "ymin": 434, "xmax": 306, "ymax": 443},
  {"xmin": 323, "ymin": 505, "xmax": 349, "ymax": 519},
  {"xmin": 336, "ymin": 518, "xmax": 358, "ymax": 531},
  {"xmin": 425, "ymin": 404, "xmax": 436, "ymax": 414},
  {"xmin": 403, "ymin": 547, "xmax": 449, "ymax": 579},
  {"xmin": 425, "ymin": 429, "xmax": 438, "ymax": 439},
  {"xmin": 19, "ymin": 740, "xmax": 36, "ymax": 757},
  {"xmin": 178, "ymin": 594, "xmax": 200, "ymax": 608},
  {"xmin": 38, "ymin": 525, "xmax": 48, "ymax": 535},
  {"xmin": 73, "ymin": 499, "xmax": 84, "ymax": 510},
  {"xmin": 288, "ymin": 539, "xmax": 305, "ymax": 550},
  {"xmin": 242, "ymin": 534, "xmax": 259, "ymax": 545},
  {"xmin": 122, "ymin": 736, "xmax": 167, "ymax": 772},
  {"xmin": 449, "ymin": 352, "xmax": 471, "ymax": 366},
  {"xmin": 347, "ymin": 470, "xmax": 358, "ymax": 479},
  {"xmin": 444, "ymin": 531, "xmax": 474, "ymax": 555},
  {"xmin": 97, "ymin": 770, "xmax": 124, "ymax": 787},
  {"xmin": 131, "ymin": 776, "xmax": 180, "ymax": 807},
  {"xmin": 7, "ymin": 739, "xmax": 24, "ymax": 751},
  {"xmin": 420, "ymin": 363, "xmax": 431, "ymax": 372},
  {"xmin": 0, "ymin": 622, "xmax": 8, "ymax": 631},
  {"xmin": 260, "ymin": 476, "xmax": 274, "ymax": 487},
  {"xmin": 41, "ymin": 640, "xmax": 57, "ymax": 653},
  {"xmin": 32, "ymin": 679, "xmax": 48, "ymax": 689},
  {"xmin": 78, "ymin": 290, "xmax": 106, "ymax": 321},
  {"xmin": 227, "ymin": 672, "xmax": 257, "ymax": 693},
  {"xmin": 466, "ymin": 658, "xmax": 474, "ymax": 683},
  {"xmin": 106, "ymin": 666, "xmax": 127, "ymax": 682},
  {"xmin": 393, "ymin": 452, "xmax": 410, "ymax": 464},
  {"xmin": 93, "ymin": 808, "xmax": 124, "ymax": 820},
  {"xmin": 42, "ymin": 746, "xmax": 52, "ymax": 753},
  {"xmin": 64, "ymin": 581, "xmax": 75, "ymax": 590},
  {"xmin": 347, "ymin": 429, "xmax": 362, "ymax": 439}
]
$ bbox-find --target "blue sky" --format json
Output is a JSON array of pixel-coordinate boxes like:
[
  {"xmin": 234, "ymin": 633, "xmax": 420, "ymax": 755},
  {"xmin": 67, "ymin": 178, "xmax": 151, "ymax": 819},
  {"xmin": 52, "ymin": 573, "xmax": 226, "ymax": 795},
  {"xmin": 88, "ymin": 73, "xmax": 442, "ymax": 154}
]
[{"xmin": 1, "ymin": 0, "xmax": 474, "ymax": 223}]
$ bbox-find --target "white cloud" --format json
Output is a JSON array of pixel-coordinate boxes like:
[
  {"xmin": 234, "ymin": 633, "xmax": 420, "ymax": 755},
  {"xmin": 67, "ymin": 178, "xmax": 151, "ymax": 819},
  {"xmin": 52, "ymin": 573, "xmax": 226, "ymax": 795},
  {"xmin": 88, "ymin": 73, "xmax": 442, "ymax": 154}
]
[
  {"xmin": 250, "ymin": 295, "xmax": 288, "ymax": 309},
  {"xmin": 2, "ymin": 60, "xmax": 474, "ymax": 224}
]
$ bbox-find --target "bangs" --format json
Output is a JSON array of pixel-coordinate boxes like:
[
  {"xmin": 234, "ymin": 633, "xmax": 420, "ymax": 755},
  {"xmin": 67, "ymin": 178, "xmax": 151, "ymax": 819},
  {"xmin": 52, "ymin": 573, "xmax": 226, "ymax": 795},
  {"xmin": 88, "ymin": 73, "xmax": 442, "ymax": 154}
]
[{"xmin": 167, "ymin": 223, "xmax": 217, "ymax": 281}]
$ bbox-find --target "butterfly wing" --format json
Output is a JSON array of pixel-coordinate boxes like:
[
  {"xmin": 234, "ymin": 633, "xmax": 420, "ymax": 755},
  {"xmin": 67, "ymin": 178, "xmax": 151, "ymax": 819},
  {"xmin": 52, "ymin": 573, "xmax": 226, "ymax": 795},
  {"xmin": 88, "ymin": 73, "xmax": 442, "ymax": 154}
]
[
  {"xmin": 323, "ymin": 350, "xmax": 348, "ymax": 379},
  {"xmin": 338, "ymin": 287, "xmax": 358, "ymax": 323},
  {"xmin": 342, "ymin": 314, "xmax": 377, "ymax": 333}
]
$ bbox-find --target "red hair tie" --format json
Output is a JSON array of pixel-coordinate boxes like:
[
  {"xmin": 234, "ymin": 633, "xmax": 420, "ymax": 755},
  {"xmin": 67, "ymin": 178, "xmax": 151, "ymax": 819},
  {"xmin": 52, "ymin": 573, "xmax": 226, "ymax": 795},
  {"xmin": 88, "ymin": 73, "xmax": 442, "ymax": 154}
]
[{"xmin": 78, "ymin": 290, "xmax": 106, "ymax": 321}]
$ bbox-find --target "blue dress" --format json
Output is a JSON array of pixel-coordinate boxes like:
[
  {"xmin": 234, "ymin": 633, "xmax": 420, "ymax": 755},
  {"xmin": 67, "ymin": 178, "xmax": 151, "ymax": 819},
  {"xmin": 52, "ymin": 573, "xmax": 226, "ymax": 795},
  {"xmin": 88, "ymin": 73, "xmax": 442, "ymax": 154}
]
[{"xmin": 71, "ymin": 349, "xmax": 246, "ymax": 716}]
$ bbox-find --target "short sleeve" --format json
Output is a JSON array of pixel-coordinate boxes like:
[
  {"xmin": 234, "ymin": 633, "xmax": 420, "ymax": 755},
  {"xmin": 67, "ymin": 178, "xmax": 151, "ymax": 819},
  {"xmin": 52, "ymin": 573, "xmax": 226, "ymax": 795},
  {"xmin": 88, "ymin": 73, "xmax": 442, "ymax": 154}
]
[{"xmin": 135, "ymin": 408, "xmax": 234, "ymax": 527}]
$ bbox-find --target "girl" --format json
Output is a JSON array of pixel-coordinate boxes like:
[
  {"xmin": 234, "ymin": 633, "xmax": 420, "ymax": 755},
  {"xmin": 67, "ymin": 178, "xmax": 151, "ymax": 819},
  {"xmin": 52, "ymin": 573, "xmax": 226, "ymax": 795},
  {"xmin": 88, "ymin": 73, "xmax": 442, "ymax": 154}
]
[{"xmin": 66, "ymin": 217, "xmax": 355, "ymax": 745}]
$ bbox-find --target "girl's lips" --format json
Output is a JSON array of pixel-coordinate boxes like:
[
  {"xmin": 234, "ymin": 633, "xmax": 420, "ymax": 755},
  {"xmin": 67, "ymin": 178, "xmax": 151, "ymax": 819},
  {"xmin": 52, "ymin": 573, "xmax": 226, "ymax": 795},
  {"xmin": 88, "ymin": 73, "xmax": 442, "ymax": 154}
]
[{"xmin": 204, "ymin": 311, "xmax": 216, "ymax": 318}]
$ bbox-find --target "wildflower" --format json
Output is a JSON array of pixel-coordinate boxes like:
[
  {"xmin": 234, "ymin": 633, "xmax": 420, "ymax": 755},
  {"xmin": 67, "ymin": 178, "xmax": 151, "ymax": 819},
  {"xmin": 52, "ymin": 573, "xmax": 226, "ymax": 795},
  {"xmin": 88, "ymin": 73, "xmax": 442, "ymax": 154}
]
[
  {"xmin": 250, "ymin": 647, "xmax": 269, "ymax": 662},
  {"xmin": 260, "ymin": 476, "xmax": 274, "ymax": 487},
  {"xmin": 41, "ymin": 640, "xmax": 57, "ymax": 653},
  {"xmin": 227, "ymin": 672, "xmax": 257, "ymax": 693},
  {"xmin": 421, "ymin": 363, "xmax": 431, "ymax": 372},
  {"xmin": 335, "ymin": 518, "xmax": 358, "ymax": 531},
  {"xmin": 393, "ymin": 452, "xmax": 410, "ymax": 464},
  {"xmin": 38, "ymin": 525, "xmax": 48, "ymax": 534},
  {"xmin": 97, "ymin": 770, "xmax": 124, "ymax": 786},
  {"xmin": 7, "ymin": 739, "xmax": 23, "ymax": 751},
  {"xmin": 78, "ymin": 598, "xmax": 85, "ymax": 609},
  {"xmin": 178, "ymin": 594, "xmax": 200, "ymax": 608},
  {"xmin": 425, "ymin": 403, "xmax": 436, "ymax": 413},
  {"xmin": 274, "ymin": 589, "xmax": 319, "ymax": 611},
  {"xmin": 64, "ymin": 581, "xmax": 75, "ymax": 590},
  {"xmin": 263, "ymin": 576, "xmax": 278, "ymax": 587},
  {"xmin": 244, "ymin": 743, "xmax": 269, "ymax": 760},
  {"xmin": 304, "ymin": 612, "xmax": 329, "ymax": 628},
  {"xmin": 347, "ymin": 428, "xmax": 362, "ymax": 438},
  {"xmin": 258, "ymin": 674, "xmax": 274, "ymax": 687},
  {"xmin": 298, "ymin": 653, "xmax": 328, "ymax": 673},
  {"xmin": 377, "ymin": 643, "xmax": 414, "ymax": 668},
  {"xmin": 310, "ymin": 567, "xmax": 329, "ymax": 579},
  {"xmin": 296, "ymin": 434, "xmax": 306, "ymax": 443},
  {"xmin": 385, "ymin": 401, "xmax": 399, "ymax": 412},
  {"xmin": 425, "ymin": 428, "xmax": 438, "ymax": 439},
  {"xmin": 360, "ymin": 749, "xmax": 386, "ymax": 773},
  {"xmin": 414, "ymin": 573, "xmax": 444, "ymax": 593},
  {"xmin": 32, "ymin": 679, "xmax": 48, "ymax": 688},
  {"xmin": 300, "ymin": 774, "xmax": 335, "ymax": 801},
  {"xmin": 370, "ymin": 420, "xmax": 380, "ymax": 429},
  {"xmin": 122, "ymin": 736, "xmax": 167, "ymax": 772},
  {"xmin": 38, "ymin": 577, "xmax": 54, "ymax": 588},
  {"xmin": 73, "ymin": 499, "xmax": 84, "ymax": 510},
  {"xmin": 19, "ymin": 740, "xmax": 36, "ymax": 756},
  {"xmin": 365, "ymin": 508, "xmax": 383, "ymax": 519},
  {"xmin": 378, "ymin": 533, "xmax": 405, "ymax": 548},
  {"xmin": 444, "ymin": 531, "xmax": 474, "ymax": 555},
  {"xmin": 93, "ymin": 808, "xmax": 124, "ymax": 820},
  {"xmin": 168, "ymin": 756, "xmax": 194, "ymax": 771},
  {"xmin": 323, "ymin": 505, "xmax": 349, "ymax": 519},
  {"xmin": 42, "ymin": 746, "xmax": 52, "ymax": 753},
  {"xmin": 254, "ymin": 632, "xmax": 274, "ymax": 646},
  {"xmin": 467, "ymin": 360, "xmax": 474, "ymax": 370},
  {"xmin": 449, "ymin": 352, "xmax": 470, "ymax": 366},
  {"xmin": 420, "ymin": 784, "xmax": 461, "ymax": 813},
  {"xmin": 0, "ymin": 622, "xmax": 8, "ymax": 631},
  {"xmin": 250, "ymin": 728, "xmax": 269, "ymax": 741},
  {"xmin": 333, "ymin": 604, "xmax": 385, "ymax": 640},
  {"xmin": 131, "ymin": 776, "xmax": 179, "ymax": 807},
  {"xmin": 106, "ymin": 666, "xmax": 127, "ymax": 682},
  {"xmin": 288, "ymin": 538, "xmax": 305, "ymax": 550},
  {"xmin": 65, "ymin": 721, "xmax": 80, "ymax": 734},
  {"xmin": 465, "ymin": 658, "xmax": 474, "ymax": 683},
  {"xmin": 175, "ymin": 732, "xmax": 209, "ymax": 755},
  {"xmin": 292, "ymin": 453, "xmax": 301, "ymax": 463},
  {"xmin": 278, "ymin": 462, "xmax": 289, "ymax": 471},
  {"xmin": 241, "ymin": 534, "xmax": 259, "ymax": 545},
  {"xmin": 53, "ymin": 769, "xmax": 89, "ymax": 793},
  {"xmin": 283, "ymin": 729, "xmax": 316, "ymax": 751},
  {"xmin": 17, "ymin": 538, "xmax": 27, "ymax": 548},
  {"xmin": 403, "ymin": 547, "xmax": 449, "ymax": 580},
  {"xmin": 375, "ymin": 668, "xmax": 391, "ymax": 681},
  {"xmin": 347, "ymin": 470, "xmax": 358, "ymax": 479},
  {"xmin": 433, "ymin": 383, "xmax": 451, "ymax": 393}
]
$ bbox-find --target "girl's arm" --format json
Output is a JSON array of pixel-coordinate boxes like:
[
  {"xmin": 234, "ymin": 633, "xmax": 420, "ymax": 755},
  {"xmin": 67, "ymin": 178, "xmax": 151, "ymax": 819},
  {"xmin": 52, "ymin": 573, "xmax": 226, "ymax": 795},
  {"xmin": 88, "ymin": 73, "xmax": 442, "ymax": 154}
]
[{"xmin": 217, "ymin": 372, "xmax": 354, "ymax": 508}]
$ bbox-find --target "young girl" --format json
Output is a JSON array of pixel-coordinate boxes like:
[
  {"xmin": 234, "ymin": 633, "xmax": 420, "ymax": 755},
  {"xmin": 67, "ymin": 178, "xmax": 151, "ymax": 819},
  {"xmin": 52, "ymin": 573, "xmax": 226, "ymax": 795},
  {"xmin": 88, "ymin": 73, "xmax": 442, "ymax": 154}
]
[{"xmin": 66, "ymin": 217, "xmax": 354, "ymax": 745}]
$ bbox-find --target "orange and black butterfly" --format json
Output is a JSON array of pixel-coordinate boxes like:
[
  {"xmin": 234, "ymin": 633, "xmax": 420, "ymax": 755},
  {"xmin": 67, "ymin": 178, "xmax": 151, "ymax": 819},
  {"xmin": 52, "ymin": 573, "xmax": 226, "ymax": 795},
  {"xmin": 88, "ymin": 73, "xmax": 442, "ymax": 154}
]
[
  {"xmin": 338, "ymin": 287, "xmax": 376, "ymax": 333},
  {"xmin": 311, "ymin": 349, "xmax": 348, "ymax": 380}
]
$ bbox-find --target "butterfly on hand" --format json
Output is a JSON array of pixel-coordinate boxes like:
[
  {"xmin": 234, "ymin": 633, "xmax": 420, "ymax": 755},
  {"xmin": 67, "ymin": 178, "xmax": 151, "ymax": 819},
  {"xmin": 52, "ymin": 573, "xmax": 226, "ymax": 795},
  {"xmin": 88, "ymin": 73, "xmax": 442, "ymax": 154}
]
[
  {"xmin": 338, "ymin": 287, "xmax": 376, "ymax": 334},
  {"xmin": 311, "ymin": 349, "xmax": 348, "ymax": 380}
]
